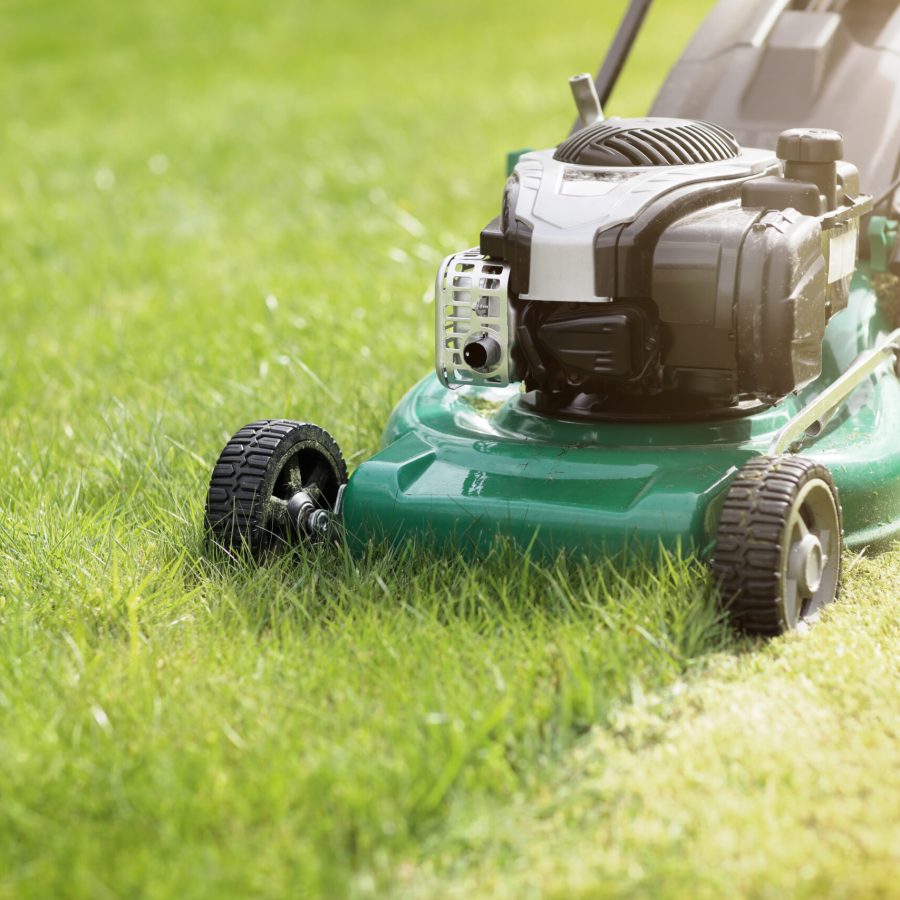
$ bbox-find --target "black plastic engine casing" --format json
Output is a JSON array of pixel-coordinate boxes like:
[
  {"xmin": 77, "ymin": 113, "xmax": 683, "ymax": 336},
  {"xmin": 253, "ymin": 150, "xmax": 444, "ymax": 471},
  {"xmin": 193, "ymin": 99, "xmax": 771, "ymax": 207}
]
[
  {"xmin": 535, "ymin": 302, "xmax": 658, "ymax": 382},
  {"xmin": 651, "ymin": 200, "xmax": 840, "ymax": 400},
  {"xmin": 735, "ymin": 209, "xmax": 830, "ymax": 398}
]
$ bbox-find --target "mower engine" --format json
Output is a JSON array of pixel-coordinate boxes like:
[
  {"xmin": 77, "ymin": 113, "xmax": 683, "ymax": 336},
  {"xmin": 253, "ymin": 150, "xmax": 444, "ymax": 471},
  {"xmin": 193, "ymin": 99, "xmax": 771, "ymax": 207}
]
[{"xmin": 436, "ymin": 116, "xmax": 870, "ymax": 414}]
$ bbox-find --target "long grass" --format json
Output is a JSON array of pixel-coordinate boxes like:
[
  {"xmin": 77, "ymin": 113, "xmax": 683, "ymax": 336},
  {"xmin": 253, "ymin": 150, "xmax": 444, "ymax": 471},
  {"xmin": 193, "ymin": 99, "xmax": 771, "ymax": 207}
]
[{"xmin": 0, "ymin": 0, "xmax": 897, "ymax": 896}]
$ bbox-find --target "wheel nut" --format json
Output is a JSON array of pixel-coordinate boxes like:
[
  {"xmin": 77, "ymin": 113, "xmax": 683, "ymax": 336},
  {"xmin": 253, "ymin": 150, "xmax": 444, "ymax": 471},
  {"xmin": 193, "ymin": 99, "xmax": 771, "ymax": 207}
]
[{"xmin": 308, "ymin": 509, "xmax": 331, "ymax": 537}]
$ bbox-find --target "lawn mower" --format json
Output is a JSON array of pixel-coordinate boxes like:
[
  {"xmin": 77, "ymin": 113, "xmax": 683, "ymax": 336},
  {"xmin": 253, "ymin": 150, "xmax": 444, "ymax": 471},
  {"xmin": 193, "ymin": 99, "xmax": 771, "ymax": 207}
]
[{"xmin": 205, "ymin": 0, "xmax": 900, "ymax": 635}]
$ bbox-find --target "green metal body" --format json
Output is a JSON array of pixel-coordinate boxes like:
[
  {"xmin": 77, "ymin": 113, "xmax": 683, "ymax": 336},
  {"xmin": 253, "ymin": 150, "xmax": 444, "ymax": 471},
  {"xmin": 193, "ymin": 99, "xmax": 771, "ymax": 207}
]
[{"xmin": 342, "ymin": 264, "xmax": 900, "ymax": 557}]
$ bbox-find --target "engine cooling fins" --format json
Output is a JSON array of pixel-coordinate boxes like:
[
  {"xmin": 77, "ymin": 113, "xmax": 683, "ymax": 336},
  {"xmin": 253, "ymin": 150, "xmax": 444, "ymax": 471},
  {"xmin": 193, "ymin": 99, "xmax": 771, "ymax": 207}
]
[{"xmin": 554, "ymin": 117, "xmax": 741, "ymax": 167}]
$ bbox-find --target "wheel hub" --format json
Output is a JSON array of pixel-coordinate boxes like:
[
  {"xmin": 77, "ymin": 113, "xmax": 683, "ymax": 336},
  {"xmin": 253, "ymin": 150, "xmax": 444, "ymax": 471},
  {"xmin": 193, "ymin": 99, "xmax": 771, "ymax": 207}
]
[
  {"xmin": 286, "ymin": 490, "xmax": 331, "ymax": 538},
  {"xmin": 788, "ymin": 533, "xmax": 824, "ymax": 596}
]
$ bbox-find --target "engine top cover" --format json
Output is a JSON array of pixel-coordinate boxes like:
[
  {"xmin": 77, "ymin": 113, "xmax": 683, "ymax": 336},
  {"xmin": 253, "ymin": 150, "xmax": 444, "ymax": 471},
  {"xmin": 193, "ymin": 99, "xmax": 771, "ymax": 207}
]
[{"xmin": 554, "ymin": 117, "xmax": 741, "ymax": 167}]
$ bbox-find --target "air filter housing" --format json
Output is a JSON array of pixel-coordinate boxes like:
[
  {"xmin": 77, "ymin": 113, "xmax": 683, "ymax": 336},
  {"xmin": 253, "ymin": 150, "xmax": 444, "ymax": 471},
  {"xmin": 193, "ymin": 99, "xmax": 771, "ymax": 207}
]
[{"xmin": 554, "ymin": 117, "xmax": 741, "ymax": 167}]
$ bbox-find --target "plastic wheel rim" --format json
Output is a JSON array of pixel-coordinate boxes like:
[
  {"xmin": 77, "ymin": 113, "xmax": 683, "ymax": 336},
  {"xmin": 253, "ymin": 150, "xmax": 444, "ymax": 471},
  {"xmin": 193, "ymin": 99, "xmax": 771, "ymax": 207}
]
[
  {"xmin": 780, "ymin": 477, "xmax": 841, "ymax": 628},
  {"xmin": 265, "ymin": 441, "xmax": 339, "ymax": 539}
]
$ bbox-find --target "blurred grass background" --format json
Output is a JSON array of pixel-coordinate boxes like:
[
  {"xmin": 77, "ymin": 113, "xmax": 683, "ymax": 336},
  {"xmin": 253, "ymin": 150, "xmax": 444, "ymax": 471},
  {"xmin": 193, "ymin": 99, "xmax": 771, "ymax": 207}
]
[{"xmin": 0, "ymin": 0, "xmax": 898, "ymax": 897}]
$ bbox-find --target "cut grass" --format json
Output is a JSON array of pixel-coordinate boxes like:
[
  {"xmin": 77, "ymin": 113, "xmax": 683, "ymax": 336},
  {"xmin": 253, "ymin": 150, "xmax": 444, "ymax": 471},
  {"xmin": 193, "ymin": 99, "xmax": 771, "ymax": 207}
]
[
  {"xmin": 0, "ymin": 0, "xmax": 897, "ymax": 897},
  {"xmin": 396, "ymin": 549, "xmax": 900, "ymax": 899}
]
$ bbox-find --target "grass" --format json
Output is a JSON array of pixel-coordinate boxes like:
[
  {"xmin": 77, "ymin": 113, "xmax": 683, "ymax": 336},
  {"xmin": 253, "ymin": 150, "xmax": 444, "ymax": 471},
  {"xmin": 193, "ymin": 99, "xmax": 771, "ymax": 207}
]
[
  {"xmin": 0, "ymin": 0, "xmax": 897, "ymax": 896},
  {"xmin": 399, "ymin": 550, "xmax": 900, "ymax": 899}
]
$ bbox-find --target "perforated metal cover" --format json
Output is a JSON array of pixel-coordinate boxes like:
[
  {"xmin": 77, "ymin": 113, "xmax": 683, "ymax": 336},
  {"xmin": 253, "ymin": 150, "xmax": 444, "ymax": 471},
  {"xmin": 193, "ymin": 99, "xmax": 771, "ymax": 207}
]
[
  {"xmin": 554, "ymin": 117, "xmax": 740, "ymax": 167},
  {"xmin": 435, "ymin": 250, "xmax": 514, "ymax": 388}
]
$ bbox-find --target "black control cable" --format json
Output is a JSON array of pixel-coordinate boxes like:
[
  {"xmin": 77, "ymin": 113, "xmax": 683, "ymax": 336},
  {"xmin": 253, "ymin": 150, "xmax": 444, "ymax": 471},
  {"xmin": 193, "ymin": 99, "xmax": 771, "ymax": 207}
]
[{"xmin": 593, "ymin": 0, "xmax": 654, "ymax": 109}]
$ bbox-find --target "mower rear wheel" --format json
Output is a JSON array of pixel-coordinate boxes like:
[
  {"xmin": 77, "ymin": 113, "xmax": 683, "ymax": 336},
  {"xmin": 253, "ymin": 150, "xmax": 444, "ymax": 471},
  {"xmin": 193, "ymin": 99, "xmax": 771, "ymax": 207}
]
[
  {"xmin": 712, "ymin": 456, "xmax": 842, "ymax": 635},
  {"xmin": 205, "ymin": 419, "xmax": 347, "ymax": 555}
]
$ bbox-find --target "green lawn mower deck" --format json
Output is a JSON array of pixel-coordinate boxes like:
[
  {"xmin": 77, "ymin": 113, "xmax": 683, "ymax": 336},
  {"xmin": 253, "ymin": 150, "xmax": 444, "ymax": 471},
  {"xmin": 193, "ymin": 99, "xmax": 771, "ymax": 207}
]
[{"xmin": 205, "ymin": 0, "xmax": 900, "ymax": 635}]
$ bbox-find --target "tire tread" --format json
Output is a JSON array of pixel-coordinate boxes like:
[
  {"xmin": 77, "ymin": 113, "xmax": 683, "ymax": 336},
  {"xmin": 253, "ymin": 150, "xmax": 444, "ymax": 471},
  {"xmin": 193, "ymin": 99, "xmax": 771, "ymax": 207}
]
[{"xmin": 711, "ymin": 455, "xmax": 842, "ymax": 635}]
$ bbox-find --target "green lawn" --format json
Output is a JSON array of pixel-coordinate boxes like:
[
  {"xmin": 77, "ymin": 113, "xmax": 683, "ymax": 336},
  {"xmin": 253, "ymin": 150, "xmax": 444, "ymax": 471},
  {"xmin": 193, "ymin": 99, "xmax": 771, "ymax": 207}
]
[{"xmin": 1, "ymin": 1, "xmax": 897, "ymax": 897}]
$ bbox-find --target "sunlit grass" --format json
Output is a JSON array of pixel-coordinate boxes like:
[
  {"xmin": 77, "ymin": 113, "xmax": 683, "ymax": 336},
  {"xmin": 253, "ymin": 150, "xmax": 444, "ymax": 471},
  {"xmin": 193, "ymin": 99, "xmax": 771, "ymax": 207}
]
[
  {"xmin": 396, "ymin": 549, "xmax": 900, "ymax": 900},
  {"xmin": 1, "ymin": 512, "xmax": 735, "ymax": 896},
  {"xmin": 0, "ymin": 0, "xmax": 896, "ymax": 897}
]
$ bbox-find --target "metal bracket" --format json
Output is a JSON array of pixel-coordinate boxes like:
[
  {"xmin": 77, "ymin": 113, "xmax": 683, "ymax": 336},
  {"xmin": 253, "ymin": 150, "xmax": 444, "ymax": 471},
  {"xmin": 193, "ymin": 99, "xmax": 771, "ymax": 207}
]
[{"xmin": 768, "ymin": 328, "xmax": 900, "ymax": 456}]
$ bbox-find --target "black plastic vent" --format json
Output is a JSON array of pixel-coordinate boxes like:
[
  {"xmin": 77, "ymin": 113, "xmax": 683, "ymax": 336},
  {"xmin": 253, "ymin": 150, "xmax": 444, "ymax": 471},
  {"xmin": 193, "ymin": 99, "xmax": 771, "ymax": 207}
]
[{"xmin": 554, "ymin": 117, "xmax": 741, "ymax": 167}]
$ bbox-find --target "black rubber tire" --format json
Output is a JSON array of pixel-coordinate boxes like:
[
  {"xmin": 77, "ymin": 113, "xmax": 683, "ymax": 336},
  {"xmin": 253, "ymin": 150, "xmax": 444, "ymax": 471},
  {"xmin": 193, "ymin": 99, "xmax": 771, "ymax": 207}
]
[
  {"xmin": 205, "ymin": 419, "xmax": 347, "ymax": 555},
  {"xmin": 712, "ymin": 455, "xmax": 843, "ymax": 635}
]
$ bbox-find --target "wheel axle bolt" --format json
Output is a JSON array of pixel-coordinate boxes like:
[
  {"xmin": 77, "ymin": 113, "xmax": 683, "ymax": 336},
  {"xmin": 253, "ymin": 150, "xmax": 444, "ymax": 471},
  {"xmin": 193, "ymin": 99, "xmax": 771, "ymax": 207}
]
[{"xmin": 308, "ymin": 509, "xmax": 331, "ymax": 537}]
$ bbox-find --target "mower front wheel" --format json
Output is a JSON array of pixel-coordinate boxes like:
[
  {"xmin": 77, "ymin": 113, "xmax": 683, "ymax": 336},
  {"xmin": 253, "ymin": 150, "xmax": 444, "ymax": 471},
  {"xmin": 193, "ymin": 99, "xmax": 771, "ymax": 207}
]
[
  {"xmin": 205, "ymin": 419, "xmax": 347, "ymax": 556},
  {"xmin": 712, "ymin": 456, "xmax": 843, "ymax": 635}
]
